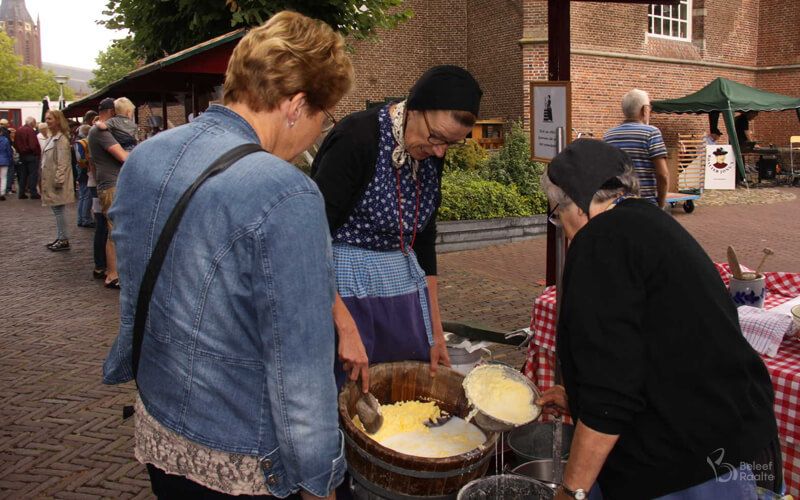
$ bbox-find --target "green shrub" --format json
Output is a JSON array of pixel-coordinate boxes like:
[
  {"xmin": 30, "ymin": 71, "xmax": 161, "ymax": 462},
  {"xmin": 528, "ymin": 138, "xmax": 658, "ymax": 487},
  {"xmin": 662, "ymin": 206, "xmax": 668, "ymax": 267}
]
[
  {"xmin": 481, "ymin": 121, "xmax": 549, "ymax": 214},
  {"xmin": 444, "ymin": 139, "xmax": 489, "ymax": 173},
  {"xmin": 439, "ymin": 171, "xmax": 533, "ymax": 221}
]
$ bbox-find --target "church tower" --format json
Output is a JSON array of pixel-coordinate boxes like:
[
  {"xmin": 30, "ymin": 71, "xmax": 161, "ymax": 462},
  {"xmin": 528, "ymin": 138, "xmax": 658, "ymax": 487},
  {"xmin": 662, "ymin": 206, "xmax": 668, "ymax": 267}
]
[{"xmin": 0, "ymin": 0, "xmax": 42, "ymax": 68}]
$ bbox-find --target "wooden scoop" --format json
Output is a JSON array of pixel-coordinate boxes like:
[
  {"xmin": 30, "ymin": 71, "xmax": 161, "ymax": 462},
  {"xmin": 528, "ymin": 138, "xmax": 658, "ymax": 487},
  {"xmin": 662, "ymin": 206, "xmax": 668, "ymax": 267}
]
[
  {"xmin": 355, "ymin": 390, "xmax": 383, "ymax": 434},
  {"xmin": 755, "ymin": 248, "xmax": 774, "ymax": 276},
  {"xmin": 727, "ymin": 246, "xmax": 744, "ymax": 280}
]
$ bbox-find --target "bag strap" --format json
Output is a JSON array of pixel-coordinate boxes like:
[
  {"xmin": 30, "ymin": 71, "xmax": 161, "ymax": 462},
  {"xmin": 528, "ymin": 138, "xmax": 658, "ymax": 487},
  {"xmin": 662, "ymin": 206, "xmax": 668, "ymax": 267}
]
[{"xmin": 131, "ymin": 143, "xmax": 264, "ymax": 380}]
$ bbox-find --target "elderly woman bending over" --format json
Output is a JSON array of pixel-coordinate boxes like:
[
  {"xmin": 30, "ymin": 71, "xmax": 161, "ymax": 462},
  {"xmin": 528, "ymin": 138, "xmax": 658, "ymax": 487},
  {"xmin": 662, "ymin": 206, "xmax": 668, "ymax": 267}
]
[
  {"xmin": 537, "ymin": 139, "xmax": 781, "ymax": 500},
  {"xmin": 103, "ymin": 11, "xmax": 354, "ymax": 499}
]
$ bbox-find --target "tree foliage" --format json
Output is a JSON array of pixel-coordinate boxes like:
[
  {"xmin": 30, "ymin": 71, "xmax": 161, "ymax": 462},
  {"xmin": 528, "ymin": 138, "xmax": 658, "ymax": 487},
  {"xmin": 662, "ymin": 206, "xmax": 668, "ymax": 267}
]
[
  {"xmin": 0, "ymin": 31, "xmax": 75, "ymax": 101},
  {"xmin": 481, "ymin": 122, "xmax": 549, "ymax": 214},
  {"xmin": 439, "ymin": 170, "xmax": 532, "ymax": 221},
  {"xmin": 444, "ymin": 139, "xmax": 489, "ymax": 173},
  {"xmin": 100, "ymin": 0, "xmax": 414, "ymax": 62},
  {"xmin": 89, "ymin": 37, "xmax": 140, "ymax": 90}
]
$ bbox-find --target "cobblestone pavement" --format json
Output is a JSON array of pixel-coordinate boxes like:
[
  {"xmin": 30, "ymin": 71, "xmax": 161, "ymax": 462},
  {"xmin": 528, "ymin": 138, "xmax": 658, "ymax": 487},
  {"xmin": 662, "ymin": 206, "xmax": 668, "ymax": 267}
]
[{"xmin": 1, "ymin": 185, "xmax": 798, "ymax": 498}]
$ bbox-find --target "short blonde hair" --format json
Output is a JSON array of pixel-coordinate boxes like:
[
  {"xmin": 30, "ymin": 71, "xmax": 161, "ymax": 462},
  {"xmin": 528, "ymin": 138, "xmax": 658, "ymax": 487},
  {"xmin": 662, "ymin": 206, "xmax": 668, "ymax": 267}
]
[
  {"xmin": 46, "ymin": 110, "xmax": 69, "ymax": 136},
  {"xmin": 115, "ymin": 97, "xmax": 135, "ymax": 117},
  {"xmin": 223, "ymin": 11, "xmax": 354, "ymax": 112}
]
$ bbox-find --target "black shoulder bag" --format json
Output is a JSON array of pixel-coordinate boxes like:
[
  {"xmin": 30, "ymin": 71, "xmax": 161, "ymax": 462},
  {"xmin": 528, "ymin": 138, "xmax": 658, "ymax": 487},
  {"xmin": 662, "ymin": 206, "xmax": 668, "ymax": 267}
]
[{"xmin": 122, "ymin": 143, "xmax": 263, "ymax": 418}]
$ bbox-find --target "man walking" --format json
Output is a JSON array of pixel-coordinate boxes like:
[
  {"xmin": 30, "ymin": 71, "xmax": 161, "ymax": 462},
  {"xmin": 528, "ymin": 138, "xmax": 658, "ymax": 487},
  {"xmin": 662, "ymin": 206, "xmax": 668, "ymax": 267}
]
[
  {"xmin": 88, "ymin": 98, "xmax": 129, "ymax": 289},
  {"xmin": 13, "ymin": 117, "xmax": 42, "ymax": 199},
  {"xmin": 604, "ymin": 89, "xmax": 669, "ymax": 209}
]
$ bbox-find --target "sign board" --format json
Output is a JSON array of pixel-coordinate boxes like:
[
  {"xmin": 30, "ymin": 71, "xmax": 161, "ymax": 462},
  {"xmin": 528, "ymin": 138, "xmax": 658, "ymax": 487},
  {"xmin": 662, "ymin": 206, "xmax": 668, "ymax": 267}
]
[
  {"xmin": 704, "ymin": 144, "xmax": 736, "ymax": 190},
  {"xmin": 529, "ymin": 81, "xmax": 571, "ymax": 162}
]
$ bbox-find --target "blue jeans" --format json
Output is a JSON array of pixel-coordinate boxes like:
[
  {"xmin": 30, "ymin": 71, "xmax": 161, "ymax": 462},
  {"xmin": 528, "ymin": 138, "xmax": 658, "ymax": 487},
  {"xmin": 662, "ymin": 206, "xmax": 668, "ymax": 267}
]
[
  {"xmin": 4, "ymin": 163, "xmax": 14, "ymax": 193},
  {"xmin": 77, "ymin": 179, "xmax": 92, "ymax": 225}
]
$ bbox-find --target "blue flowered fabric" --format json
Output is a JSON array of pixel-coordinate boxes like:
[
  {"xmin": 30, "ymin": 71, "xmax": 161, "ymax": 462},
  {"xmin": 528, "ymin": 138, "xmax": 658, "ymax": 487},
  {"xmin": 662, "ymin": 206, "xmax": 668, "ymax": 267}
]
[{"xmin": 333, "ymin": 104, "xmax": 438, "ymax": 251}]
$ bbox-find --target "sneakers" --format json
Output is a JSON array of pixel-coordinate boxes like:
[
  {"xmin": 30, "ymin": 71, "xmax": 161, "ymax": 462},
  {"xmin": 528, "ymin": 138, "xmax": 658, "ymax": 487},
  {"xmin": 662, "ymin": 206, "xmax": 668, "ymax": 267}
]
[{"xmin": 48, "ymin": 239, "xmax": 70, "ymax": 251}]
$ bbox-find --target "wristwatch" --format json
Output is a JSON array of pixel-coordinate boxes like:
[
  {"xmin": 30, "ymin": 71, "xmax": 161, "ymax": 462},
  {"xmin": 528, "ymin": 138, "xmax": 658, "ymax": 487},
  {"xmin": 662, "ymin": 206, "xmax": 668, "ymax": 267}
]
[{"xmin": 561, "ymin": 485, "xmax": 587, "ymax": 500}]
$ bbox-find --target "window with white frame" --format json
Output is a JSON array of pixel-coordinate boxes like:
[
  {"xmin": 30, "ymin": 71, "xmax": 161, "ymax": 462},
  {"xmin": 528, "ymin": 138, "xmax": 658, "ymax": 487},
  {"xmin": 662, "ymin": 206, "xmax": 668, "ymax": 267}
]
[{"xmin": 648, "ymin": 1, "xmax": 691, "ymax": 40}]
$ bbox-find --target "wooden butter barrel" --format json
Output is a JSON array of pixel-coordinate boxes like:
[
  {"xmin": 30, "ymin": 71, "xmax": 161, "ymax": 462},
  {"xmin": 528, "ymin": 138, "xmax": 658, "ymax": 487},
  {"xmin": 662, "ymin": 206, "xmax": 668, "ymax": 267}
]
[{"xmin": 338, "ymin": 361, "xmax": 499, "ymax": 499}]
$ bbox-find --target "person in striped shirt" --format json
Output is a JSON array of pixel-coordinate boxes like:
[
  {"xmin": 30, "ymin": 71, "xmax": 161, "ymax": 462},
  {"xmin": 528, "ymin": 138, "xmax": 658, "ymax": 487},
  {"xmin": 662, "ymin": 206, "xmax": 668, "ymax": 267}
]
[{"xmin": 604, "ymin": 89, "xmax": 669, "ymax": 208}]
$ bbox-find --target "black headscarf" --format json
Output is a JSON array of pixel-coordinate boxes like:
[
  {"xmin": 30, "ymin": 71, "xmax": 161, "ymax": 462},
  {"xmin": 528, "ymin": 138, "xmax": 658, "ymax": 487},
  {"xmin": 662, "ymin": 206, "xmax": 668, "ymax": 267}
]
[
  {"xmin": 547, "ymin": 139, "xmax": 632, "ymax": 215},
  {"xmin": 407, "ymin": 65, "xmax": 483, "ymax": 116}
]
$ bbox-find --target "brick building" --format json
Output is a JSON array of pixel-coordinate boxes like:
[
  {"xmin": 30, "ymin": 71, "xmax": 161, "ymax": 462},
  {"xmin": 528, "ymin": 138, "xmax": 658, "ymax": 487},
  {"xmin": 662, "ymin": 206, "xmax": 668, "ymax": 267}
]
[
  {"xmin": 0, "ymin": 0, "xmax": 41, "ymax": 68},
  {"xmin": 338, "ymin": 0, "xmax": 800, "ymax": 152}
]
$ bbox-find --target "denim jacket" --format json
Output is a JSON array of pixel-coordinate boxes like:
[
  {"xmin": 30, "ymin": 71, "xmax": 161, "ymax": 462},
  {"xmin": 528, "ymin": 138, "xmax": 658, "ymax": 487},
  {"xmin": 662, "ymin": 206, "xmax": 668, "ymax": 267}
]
[{"xmin": 103, "ymin": 105, "xmax": 345, "ymax": 498}]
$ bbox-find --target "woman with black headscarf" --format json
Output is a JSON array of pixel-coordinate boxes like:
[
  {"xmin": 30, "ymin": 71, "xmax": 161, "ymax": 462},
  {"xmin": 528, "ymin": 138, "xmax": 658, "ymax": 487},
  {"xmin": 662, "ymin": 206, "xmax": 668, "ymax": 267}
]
[
  {"xmin": 312, "ymin": 65, "xmax": 483, "ymax": 392},
  {"xmin": 535, "ymin": 139, "xmax": 780, "ymax": 500}
]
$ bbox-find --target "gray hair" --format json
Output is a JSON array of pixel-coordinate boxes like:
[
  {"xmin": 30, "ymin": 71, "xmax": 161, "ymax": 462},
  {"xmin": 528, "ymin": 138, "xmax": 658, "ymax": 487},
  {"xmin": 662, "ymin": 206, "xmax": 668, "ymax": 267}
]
[
  {"xmin": 78, "ymin": 124, "xmax": 91, "ymax": 136},
  {"xmin": 621, "ymin": 89, "xmax": 650, "ymax": 119},
  {"xmin": 540, "ymin": 162, "xmax": 640, "ymax": 210},
  {"xmin": 25, "ymin": 116, "xmax": 37, "ymax": 127}
]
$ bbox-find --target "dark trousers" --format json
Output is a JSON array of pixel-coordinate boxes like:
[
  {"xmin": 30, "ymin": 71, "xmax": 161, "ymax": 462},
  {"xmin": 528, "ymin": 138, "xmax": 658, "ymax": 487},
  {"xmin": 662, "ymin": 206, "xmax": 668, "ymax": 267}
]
[
  {"xmin": 18, "ymin": 154, "xmax": 39, "ymax": 197},
  {"xmin": 146, "ymin": 464, "xmax": 302, "ymax": 500},
  {"xmin": 93, "ymin": 196, "xmax": 108, "ymax": 271}
]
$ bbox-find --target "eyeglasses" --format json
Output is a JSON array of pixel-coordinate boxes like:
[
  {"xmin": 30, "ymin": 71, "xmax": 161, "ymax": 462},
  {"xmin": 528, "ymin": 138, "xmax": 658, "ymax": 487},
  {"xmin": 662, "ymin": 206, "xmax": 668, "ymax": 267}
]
[
  {"xmin": 547, "ymin": 203, "xmax": 562, "ymax": 227},
  {"xmin": 321, "ymin": 108, "xmax": 336, "ymax": 133},
  {"xmin": 421, "ymin": 111, "xmax": 467, "ymax": 149}
]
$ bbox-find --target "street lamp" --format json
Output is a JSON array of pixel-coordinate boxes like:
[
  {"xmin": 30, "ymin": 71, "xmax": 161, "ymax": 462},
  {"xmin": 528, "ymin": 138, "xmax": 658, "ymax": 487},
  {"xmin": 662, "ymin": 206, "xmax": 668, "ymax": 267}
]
[{"xmin": 53, "ymin": 75, "xmax": 69, "ymax": 110}]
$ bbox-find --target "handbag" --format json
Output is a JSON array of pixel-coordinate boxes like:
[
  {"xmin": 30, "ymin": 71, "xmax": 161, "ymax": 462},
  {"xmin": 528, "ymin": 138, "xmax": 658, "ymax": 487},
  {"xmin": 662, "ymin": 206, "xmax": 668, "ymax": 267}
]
[{"xmin": 130, "ymin": 143, "xmax": 264, "ymax": 382}]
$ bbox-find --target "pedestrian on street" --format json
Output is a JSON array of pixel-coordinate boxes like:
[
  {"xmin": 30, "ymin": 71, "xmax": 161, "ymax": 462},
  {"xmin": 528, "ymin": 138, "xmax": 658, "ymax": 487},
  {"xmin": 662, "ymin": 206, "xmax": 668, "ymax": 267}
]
[
  {"xmin": 12, "ymin": 117, "xmax": 41, "ymax": 199},
  {"xmin": 0, "ymin": 127, "xmax": 12, "ymax": 201},
  {"xmin": 88, "ymin": 97, "xmax": 129, "ymax": 289},
  {"xmin": 40, "ymin": 110, "xmax": 75, "ymax": 251},
  {"xmin": 603, "ymin": 89, "xmax": 668, "ymax": 209},
  {"xmin": 0, "ymin": 118, "xmax": 14, "ymax": 196},
  {"xmin": 73, "ymin": 124, "xmax": 94, "ymax": 227}
]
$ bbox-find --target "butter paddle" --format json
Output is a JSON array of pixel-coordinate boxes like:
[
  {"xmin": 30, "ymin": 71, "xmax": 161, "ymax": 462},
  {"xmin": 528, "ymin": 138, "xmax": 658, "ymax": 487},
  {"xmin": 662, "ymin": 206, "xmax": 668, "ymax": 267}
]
[{"xmin": 727, "ymin": 246, "xmax": 744, "ymax": 280}]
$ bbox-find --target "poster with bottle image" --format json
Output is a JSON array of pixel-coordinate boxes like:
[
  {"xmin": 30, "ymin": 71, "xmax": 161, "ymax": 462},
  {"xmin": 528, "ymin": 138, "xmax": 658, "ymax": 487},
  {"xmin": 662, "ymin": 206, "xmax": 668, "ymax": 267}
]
[{"xmin": 530, "ymin": 81, "xmax": 571, "ymax": 162}]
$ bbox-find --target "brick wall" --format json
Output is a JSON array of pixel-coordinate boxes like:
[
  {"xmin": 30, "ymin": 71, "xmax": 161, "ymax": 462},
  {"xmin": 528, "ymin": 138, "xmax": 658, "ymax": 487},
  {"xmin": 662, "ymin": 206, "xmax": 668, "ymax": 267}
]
[
  {"xmin": 755, "ymin": 0, "xmax": 800, "ymax": 148},
  {"xmin": 337, "ymin": 0, "xmax": 525, "ymax": 127},
  {"xmin": 336, "ymin": 0, "xmax": 467, "ymax": 118},
  {"xmin": 521, "ymin": 0, "xmax": 799, "ymax": 152},
  {"xmin": 465, "ymin": 0, "xmax": 524, "ymax": 124}
]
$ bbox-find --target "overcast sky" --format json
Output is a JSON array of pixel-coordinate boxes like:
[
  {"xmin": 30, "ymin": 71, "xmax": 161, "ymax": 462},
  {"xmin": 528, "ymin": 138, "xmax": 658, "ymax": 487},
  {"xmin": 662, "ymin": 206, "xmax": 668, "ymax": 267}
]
[{"xmin": 25, "ymin": 0, "xmax": 127, "ymax": 70}]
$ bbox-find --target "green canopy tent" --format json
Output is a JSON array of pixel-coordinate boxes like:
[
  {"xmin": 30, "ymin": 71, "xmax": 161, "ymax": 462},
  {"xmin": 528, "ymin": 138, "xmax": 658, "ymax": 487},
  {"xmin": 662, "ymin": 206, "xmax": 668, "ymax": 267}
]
[{"xmin": 651, "ymin": 77, "xmax": 800, "ymax": 180}]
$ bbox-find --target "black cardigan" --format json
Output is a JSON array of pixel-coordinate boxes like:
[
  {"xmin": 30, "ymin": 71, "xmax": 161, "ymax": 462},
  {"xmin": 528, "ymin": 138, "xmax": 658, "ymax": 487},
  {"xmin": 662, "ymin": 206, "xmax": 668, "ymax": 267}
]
[
  {"xmin": 558, "ymin": 198, "xmax": 777, "ymax": 499},
  {"xmin": 310, "ymin": 106, "xmax": 443, "ymax": 276}
]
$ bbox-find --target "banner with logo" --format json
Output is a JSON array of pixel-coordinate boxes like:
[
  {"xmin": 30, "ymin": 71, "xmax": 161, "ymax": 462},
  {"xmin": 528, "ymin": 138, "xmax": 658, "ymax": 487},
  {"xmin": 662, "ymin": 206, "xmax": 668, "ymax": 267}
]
[{"xmin": 704, "ymin": 145, "xmax": 736, "ymax": 190}]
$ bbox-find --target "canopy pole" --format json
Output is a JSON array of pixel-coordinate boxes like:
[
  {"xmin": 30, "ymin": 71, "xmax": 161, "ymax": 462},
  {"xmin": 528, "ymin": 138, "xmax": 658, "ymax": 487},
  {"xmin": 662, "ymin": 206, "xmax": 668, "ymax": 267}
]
[
  {"xmin": 722, "ymin": 103, "xmax": 746, "ymax": 183},
  {"xmin": 161, "ymin": 93, "xmax": 168, "ymax": 131}
]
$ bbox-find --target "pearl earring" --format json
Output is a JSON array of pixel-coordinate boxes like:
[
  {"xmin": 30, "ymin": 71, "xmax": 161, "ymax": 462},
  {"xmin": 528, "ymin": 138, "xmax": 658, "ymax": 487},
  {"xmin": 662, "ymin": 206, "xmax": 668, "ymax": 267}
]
[{"xmin": 289, "ymin": 120, "xmax": 295, "ymax": 128}]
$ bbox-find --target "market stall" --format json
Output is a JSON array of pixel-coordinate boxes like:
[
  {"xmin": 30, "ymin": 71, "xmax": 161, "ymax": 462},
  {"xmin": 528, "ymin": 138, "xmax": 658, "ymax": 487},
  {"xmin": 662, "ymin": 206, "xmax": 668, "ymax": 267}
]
[
  {"xmin": 651, "ymin": 77, "xmax": 800, "ymax": 183},
  {"xmin": 524, "ymin": 264, "xmax": 800, "ymax": 497}
]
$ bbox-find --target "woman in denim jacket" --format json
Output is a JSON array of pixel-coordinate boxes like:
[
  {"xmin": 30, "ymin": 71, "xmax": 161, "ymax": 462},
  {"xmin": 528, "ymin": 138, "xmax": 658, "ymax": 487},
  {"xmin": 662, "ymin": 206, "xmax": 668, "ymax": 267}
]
[{"xmin": 102, "ymin": 11, "xmax": 353, "ymax": 499}]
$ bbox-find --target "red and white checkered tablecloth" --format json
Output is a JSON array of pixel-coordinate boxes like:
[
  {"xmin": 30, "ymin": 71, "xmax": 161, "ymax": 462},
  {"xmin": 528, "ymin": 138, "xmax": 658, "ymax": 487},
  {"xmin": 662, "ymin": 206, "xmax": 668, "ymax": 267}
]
[{"xmin": 523, "ymin": 265, "xmax": 800, "ymax": 496}]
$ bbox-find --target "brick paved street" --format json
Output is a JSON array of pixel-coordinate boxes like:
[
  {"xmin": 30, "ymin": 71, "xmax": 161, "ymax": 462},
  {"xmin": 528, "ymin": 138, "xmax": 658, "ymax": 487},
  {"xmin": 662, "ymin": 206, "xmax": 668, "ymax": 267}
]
[{"xmin": 1, "ymin": 186, "xmax": 798, "ymax": 498}]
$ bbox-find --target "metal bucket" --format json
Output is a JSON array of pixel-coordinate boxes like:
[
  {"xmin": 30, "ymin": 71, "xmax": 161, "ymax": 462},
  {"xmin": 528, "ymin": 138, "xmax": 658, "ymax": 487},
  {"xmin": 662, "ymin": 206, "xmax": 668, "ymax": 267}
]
[
  {"xmin": 507, "ymin": 421, "xmax": 574, "ymax": 462},
  {"xmin": 511, "ymin": 459, "xmax": 568, "ymax": 490},
  {"xmin": 457, "ymin": 474, "xmax": 555, "ymax": 500}
]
